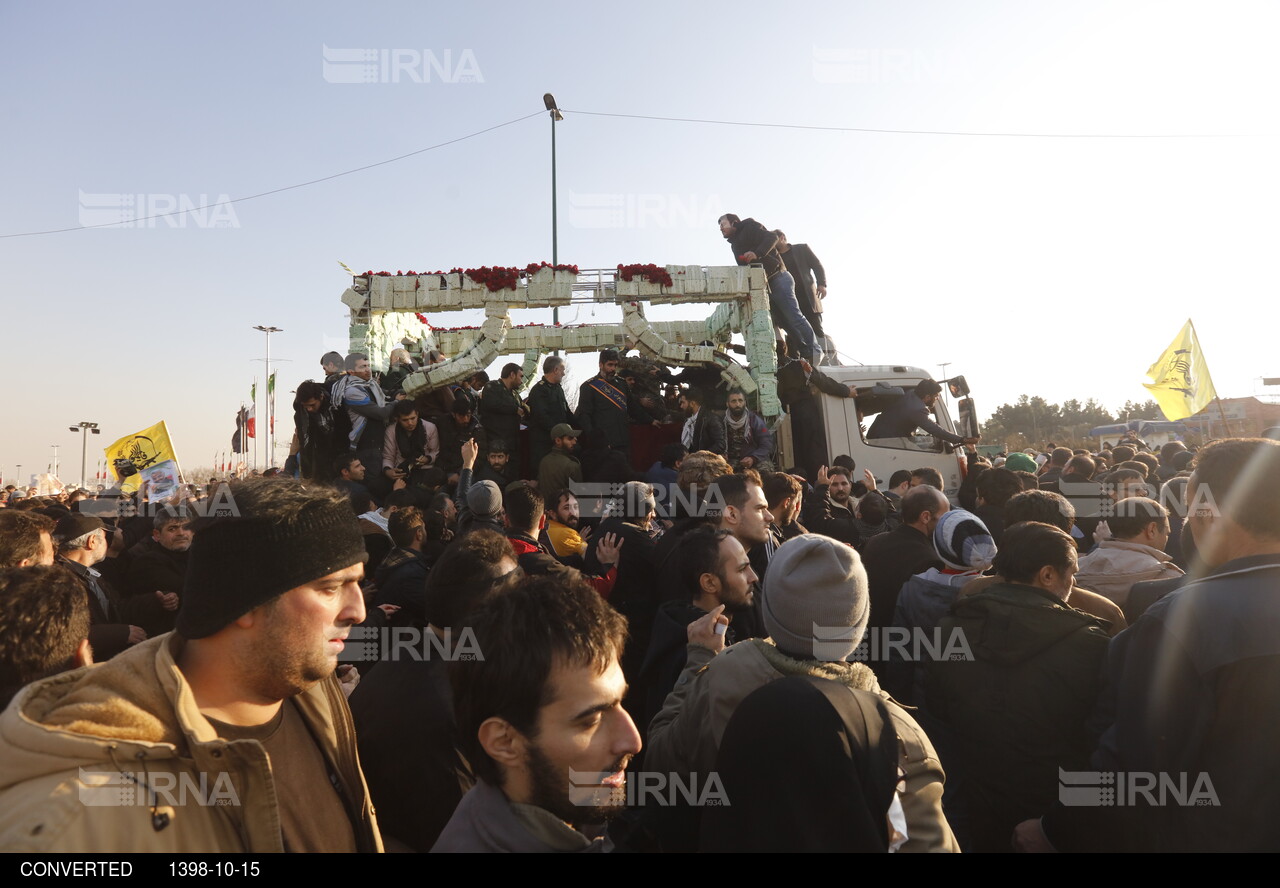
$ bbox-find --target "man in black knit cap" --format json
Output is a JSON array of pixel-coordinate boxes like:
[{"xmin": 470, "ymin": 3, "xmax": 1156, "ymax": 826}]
[{"xmin": 0, "ymin": 477, "xmax": 383, "ymax": 853}]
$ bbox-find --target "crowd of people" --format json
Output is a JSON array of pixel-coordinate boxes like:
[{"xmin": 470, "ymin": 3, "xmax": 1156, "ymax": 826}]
[{"xmin": 1, "ymin": 336, "xmax": 1278, "ymax": 853}]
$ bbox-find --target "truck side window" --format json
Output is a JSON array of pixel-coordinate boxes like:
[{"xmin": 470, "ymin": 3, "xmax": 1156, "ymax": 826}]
[{"xmin": 855, "ymin": 393, "xmax": 948, "ymax": 454}]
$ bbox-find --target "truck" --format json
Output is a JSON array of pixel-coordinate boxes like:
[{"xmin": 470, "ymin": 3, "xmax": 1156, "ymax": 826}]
[
  {"xmin": 338, "ymin": 264, "xmax": 979, "ymax": 497},
  {"xmin": 775, "ymin": 366, "xmax": 979, "ymax": 500}
]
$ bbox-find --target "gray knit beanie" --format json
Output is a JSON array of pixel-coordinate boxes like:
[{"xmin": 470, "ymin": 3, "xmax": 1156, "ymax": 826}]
[
  {"xmin": 466, "ymin": 480, "xmax": 503, "ymax": 519},
  {"xmin": 761, "ymin": 534, "xmax": 869, "ymax": 662}
]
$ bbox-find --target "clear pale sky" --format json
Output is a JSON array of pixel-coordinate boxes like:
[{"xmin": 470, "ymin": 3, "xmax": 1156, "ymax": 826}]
[{"xmin": 2, "ymin": 1, "xmax": 1276, "ymax": 484}]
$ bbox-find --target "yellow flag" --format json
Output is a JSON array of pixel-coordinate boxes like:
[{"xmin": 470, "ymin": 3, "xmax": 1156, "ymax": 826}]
[
  {"xmin": 1143, "ymin": 320, "xmax": 1218, "ymax": 420},
  {"xmin": 103, "ymin": 421, "xmax": 182, "ymax": 495}
]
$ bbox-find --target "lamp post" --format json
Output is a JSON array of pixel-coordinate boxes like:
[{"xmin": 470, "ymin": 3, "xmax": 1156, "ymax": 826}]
[
  {"xmin": 543, "ymin": 93, "xmax": 563, "ymax": 335},
  {"xmin": 253, "ymin": 326, "xmax": 282, "ymax": 468},
  {"xmin": 69, "ymin": 422, "xmax": 100, "ymax": 488}
]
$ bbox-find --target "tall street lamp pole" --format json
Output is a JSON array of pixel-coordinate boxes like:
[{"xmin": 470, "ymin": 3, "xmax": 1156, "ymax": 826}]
[
  {"xmin": 544, "ymin": 93, "xmax": 564, "ymax": 337},
  {"xmin": 69, "ymin": 422, "xmax": 100, "ymax": 488},
  {"xmin": 253, "ymin": 326, "xmax": 282, "ymax": 468}
]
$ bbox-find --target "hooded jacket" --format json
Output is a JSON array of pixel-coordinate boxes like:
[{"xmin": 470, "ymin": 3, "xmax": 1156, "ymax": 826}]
[
  {"xmin": 646, "ymin": 638, "xmax": 958, "ymax": 852},
  {"xmin": 925, "ymin": 582, "xmax": 1108, "ymax": 852},
  {"xmin": 1074, "ymin": 539, "xmax": 1184, "ymax": 609},
  {"xmin": 0, "ymin": 634, "xmax": 382, "ymax": 853}
]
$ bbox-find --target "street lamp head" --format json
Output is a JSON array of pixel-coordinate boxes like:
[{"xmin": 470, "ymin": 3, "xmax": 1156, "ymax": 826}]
[
  {"xmin": 543, "ymin": 93, "xmax": 563, "ymax": 121},
  {"xmin": 69, "ymin": 427, "xmax": 78, "ymax": 433}
]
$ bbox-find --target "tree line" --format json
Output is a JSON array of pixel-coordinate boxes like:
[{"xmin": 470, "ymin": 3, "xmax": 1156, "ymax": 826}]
[{"xmin": 980, "ymin": 396, "xmax": 1162, "ymax": 450}]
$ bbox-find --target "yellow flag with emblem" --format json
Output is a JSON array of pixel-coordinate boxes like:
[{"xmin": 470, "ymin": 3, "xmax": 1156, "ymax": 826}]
[
  {"xmin": 1143, "ymin": 320, "xmax": 1218, "ymax": 421},
  {"xmin": 103, "ymin": 420, "xmax": 183, "ymax": 496}
]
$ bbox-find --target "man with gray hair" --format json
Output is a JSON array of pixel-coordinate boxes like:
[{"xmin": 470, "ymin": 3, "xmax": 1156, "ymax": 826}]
[
  {"xmin": 54, "ymin": 513, "xmax": 145, "ymax": 660},
  {"xmin": 646, "ymin": 533, "xmax": 957, "ymax": 852}
]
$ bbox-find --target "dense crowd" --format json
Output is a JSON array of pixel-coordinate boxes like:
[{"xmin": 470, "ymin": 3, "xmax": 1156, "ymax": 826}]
[{"xmin": 2, "ymin": 334, "xmax": 1278, "ymax": 854}]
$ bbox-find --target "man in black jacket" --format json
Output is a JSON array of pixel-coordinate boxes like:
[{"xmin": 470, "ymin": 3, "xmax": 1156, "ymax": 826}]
[
  {"xmin": 719, "ymin": 213, "xmax": 820, "ymax": 364},
  {"xmin": 637, "ymin": 526, "xmax": 755, "ymax": 733},
  {"xmin": 775, "ymin": 230, "xmax": 837, "ymax": 364},
  {"xmin": 775, "ymin": 349, "xmax": 856, "ymax": 480},
  {"xmin": 861, "ymin": 485, "xmax": 949, "ymax": 633},
  {"xmin": 436, "ymin": 398, "xmax": 487, "ymax": 484},
  {"xmin": 55, "ymin": 514, "xmax": 147, "ymax": 659},
  {"xmin": 1021, "ymin": 437, "xmax": 1280, "ymax": 853},
  {"xmin": 479, "ymin": 363, "xmax": 526, "ymax": 467},
  {"xmin": 372, "ymin": 506, "xmax": 432, "ymax": 621},
  {"xmin": 348, "ymin": 529, "xmax": 518, "ymax": 852},
  {"xmin": 526, "ymin": 355, "xmax": 574, "ymax": 471},
  {"xmin": 679, "ymin": 388, "xmax": 726, "ymax": 456},
  {"xmin": 867, "ymin": 379, "xmax": 978, "ymax": 446},
  {"xmin": 576, "ymin": 349, "xmax": 660, "ymax": 461},
  {"xmin": 123, "ymin": 509, "xmax": 191, "ymax": 637}
]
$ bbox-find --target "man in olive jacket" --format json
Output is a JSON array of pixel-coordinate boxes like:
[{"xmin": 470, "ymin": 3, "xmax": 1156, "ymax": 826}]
[{"xmin": 926, "ymin": 521, "xmax": 1108, "ymax": 852}]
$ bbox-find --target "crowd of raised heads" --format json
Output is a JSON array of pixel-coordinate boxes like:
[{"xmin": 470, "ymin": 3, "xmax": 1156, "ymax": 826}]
[{"xmin": 2, "ymin": 345, "xmax": 1278, "ymax": 854}]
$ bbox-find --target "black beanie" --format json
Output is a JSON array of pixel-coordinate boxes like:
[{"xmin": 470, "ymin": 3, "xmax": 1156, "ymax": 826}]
[{"xmin": 176, "ymin": 498, "xmax": 367, "ymax": 639}]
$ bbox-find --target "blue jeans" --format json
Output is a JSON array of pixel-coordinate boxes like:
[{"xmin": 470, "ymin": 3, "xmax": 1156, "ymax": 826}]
[{"xmin": 768, "ymin": 271, "xmax": 821, "ymax": 363}]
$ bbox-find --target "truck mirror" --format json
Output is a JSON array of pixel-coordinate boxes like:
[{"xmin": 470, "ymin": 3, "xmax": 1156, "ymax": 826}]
[
  {"xmin": 957, "ymin": 398, "xmax": 979, "ymax": 439},
  {"xmin": 946, "ymin": 376, "xmax": 970, "ymax": 398}
]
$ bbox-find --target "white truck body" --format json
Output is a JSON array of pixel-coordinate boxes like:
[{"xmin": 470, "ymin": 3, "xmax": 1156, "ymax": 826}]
[{"xmin": 775, "ymin": 365, "xmax": 971, "ymax": 500}]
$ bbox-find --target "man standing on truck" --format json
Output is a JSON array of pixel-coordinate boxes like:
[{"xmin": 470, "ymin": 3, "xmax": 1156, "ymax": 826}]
[
  {"xmin": 718, "ymin": 214, "xmax": 821, "ymax": 364},
  {"xmin": 774, "ymin": 230, "xmax": 838, "ymax": 365},
  {"xmin": 867, "ymin": 379, "xmax": 979, "ymax": 447}
]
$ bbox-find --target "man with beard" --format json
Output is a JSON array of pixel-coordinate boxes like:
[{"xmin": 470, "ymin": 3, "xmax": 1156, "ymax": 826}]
[
  {"xmin": 479, "ymin": 363, "xmax": 528, "ymax": 470},
  {"xmin": 0, "ymin": 478, "xmax": 381, "ymax": 852},
  {"xmin": 575, "ymin": 349, "xmax": 661, "ymax": 461},
  {"xmin": 713, "ymin": 472, "xmax": 773, "ymax": 641},
  {"xmin": 679, "ymin": 388, "xmax": 725, "ymax": 456},
  {"xmin": 538, "ymin": 424, "xmax": 583, "ymax": 498},
  {"xmin": 724, "ymin": 388, "xmax": 773, "ymax": 471},
  {"xmin": 638, "ymin": 527, "xmax": 757, "ymax": 732},
  {"xmin": 544, "ymin": 489, "xmax": 590, "ymax": 570},
  {"xmin": 807, "ymin": 465, "xmax": 859, "ymax": 546},
  {"xmin": 435, "ymin": 572, "xmax": 640, "ymax": 852}
]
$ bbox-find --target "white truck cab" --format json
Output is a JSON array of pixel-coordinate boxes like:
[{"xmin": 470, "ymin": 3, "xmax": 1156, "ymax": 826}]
[{"xmin": 775, "ymin": 365, "xmax": 979, "ymax": 501}]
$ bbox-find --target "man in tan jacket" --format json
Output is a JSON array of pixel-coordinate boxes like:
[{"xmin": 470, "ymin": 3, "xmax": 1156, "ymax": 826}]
[
  {"xmin": 0, "ymin": 478, "xmax": 382, "ymax": 853},
  {"xmin": 1075, "ymin": 496, "xmax": 1183, "ymax": 610}
]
